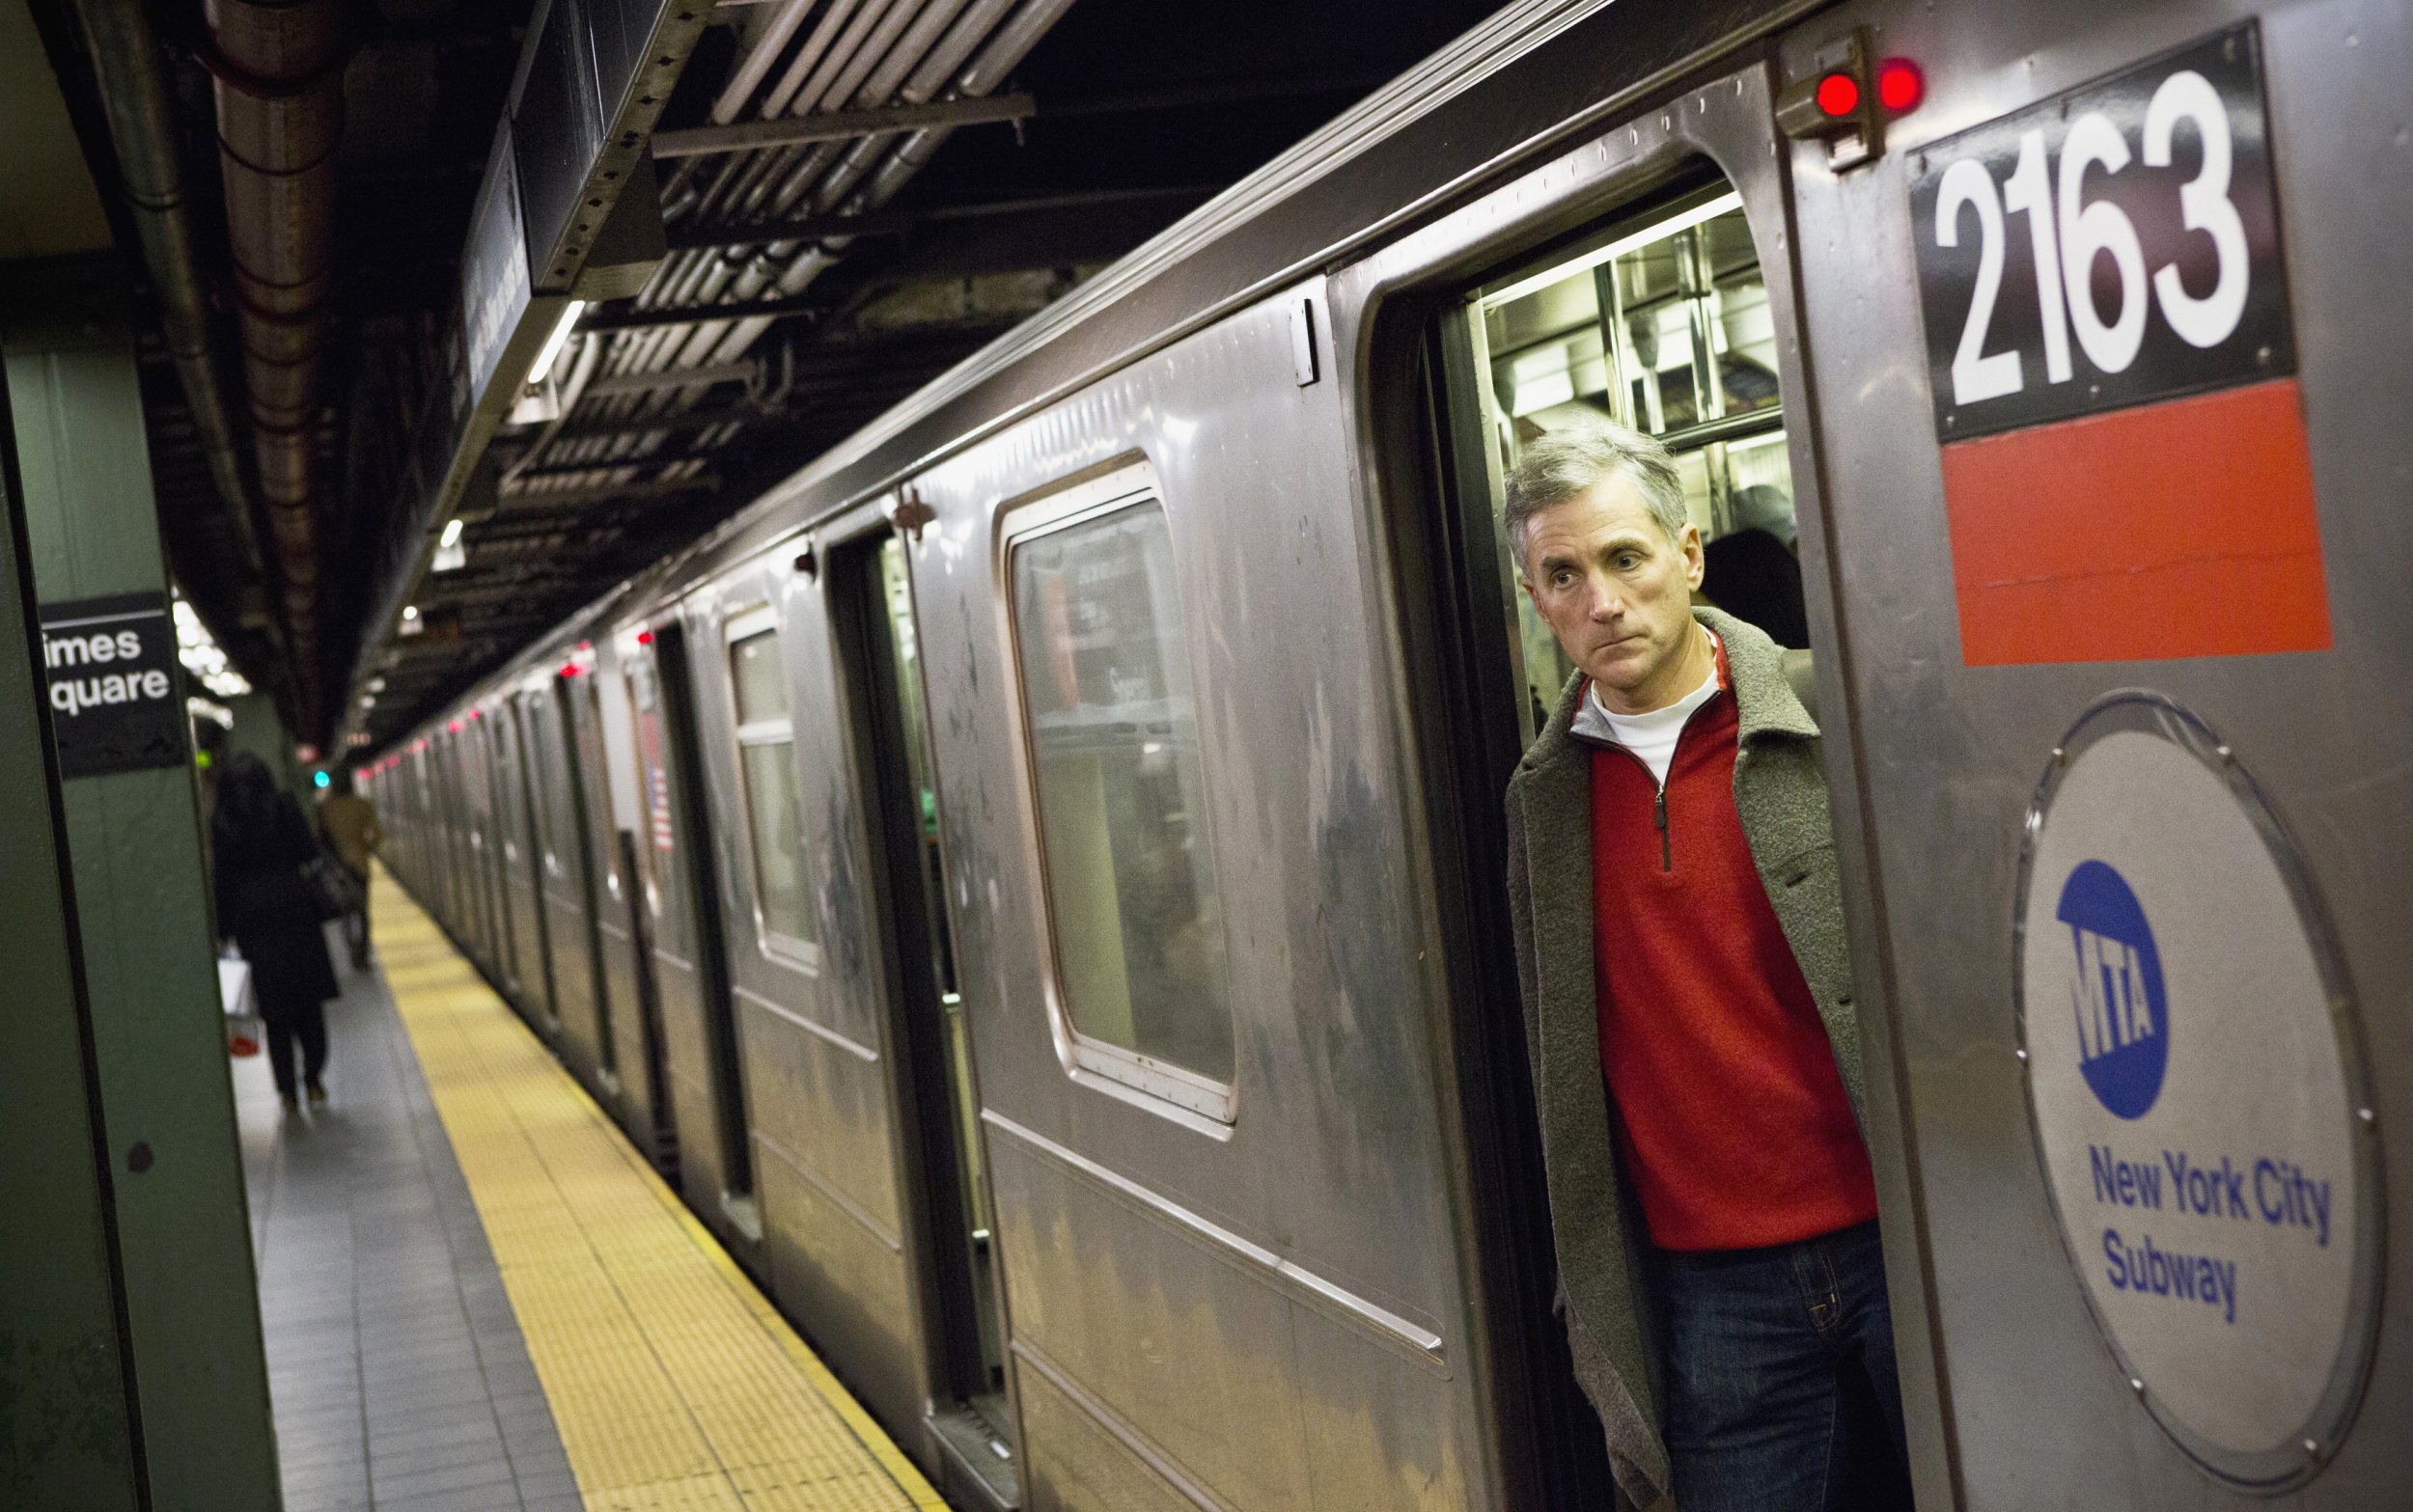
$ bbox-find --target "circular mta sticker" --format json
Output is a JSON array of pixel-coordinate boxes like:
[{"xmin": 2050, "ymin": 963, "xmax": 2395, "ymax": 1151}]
[{"xmin": 2017, "ymin": 695, "xmax": 2380, "ymax": 1489}]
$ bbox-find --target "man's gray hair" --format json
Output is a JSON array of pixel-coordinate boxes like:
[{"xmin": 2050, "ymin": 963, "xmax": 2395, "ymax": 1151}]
[{"xmin": 1503, "ymin": 422, "xmax": 1689, "ymax": 573}]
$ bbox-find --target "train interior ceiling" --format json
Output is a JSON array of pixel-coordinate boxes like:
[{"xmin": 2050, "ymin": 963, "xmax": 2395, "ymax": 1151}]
[{"xmin": 1458, "ymin": 178, "xmax": 1809, "ymax": 731}]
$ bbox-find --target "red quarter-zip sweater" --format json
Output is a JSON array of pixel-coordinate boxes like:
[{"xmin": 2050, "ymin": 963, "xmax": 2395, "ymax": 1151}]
[{"xmin": 1587, "ymin": 642, "xmax": 1875, "ymax": 1251}]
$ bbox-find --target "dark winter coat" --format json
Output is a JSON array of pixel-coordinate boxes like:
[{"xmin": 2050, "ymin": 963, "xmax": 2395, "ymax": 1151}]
[
  {"xmin": 1502, "ymin": 607, "xmax": 1869, "ymax": 1511},
  {"xmin": 213, "ymin": 787, "xmax": 340, "ymax": 1017}
]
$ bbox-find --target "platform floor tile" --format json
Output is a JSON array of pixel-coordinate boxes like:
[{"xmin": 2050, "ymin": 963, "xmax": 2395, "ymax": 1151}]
[
  {"xmin": 237, "ymin": 913, "xmax": 580, "ymax": 1512},
  {"xmin": 367, "ymin": 869, "xmax": 946, "ymax": 1512}
]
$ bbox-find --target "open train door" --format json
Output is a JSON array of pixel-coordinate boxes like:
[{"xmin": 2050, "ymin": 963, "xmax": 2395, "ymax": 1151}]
[
  {"xmin": 1353, "ymin": 44, "xmax": 1951, "ymax": 1512},
  {"xmin": 825, "ymin": 511, "xmax": 1018, "ymax": 1509}
]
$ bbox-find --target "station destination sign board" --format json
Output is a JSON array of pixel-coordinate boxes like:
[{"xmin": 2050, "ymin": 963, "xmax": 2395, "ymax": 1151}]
[
  {"xmin": 38, "ymin": 591, "xmax": 188, "ymax": 780},
  {"xmin": 1907, "ymin": 22, "xmax": 2329, "ymax": 666},
  {"xmin": 2016, "ymin": 695, "xmax": 2380, "ymax": 1487}
]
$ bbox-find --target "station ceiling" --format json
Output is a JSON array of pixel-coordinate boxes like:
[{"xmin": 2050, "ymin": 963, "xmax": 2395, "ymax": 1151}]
[{"xmin": 30, "ymin": 0, "xmax": 1503, "ymax": 756}]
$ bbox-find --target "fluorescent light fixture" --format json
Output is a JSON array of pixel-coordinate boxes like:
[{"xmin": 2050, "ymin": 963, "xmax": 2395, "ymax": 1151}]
[
  {"xmin": 170, "ymin": 593, "xmax": 251, "ymax": 696},
  {"xmin": 1480, "ymin": 191, "xmax": 1743, "ymax": 311},
  {"xmin": 527, "ymin": 299, "xmax": 588, "ymax": 387},
  {"xmin": 439, "ymin": 516, "xmax": 465, "ymax": 549}
]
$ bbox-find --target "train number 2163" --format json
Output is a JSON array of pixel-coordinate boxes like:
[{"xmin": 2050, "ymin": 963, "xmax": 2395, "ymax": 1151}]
[{"xmin": 1907, "ymin": 23, "xmax": 2294, "ymax": 442}]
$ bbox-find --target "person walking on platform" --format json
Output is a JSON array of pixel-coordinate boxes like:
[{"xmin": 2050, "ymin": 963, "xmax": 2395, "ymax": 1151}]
[
  {"xmin": 213, "ymin": 752, "xmax": 342, "ymax": 1112},
  {"xmin": 318, "ymin": 768, "xmax": 382, "ymax": 970},
  {"xmin": 1501, "ymin": 424, "xmax": 1910, "ymax": 1512}
]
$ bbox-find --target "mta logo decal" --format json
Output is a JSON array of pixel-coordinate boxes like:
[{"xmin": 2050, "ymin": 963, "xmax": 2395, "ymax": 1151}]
[{"xmin": 2059, "ymin": 860, "xmax": 2168, "ymax": 1119}]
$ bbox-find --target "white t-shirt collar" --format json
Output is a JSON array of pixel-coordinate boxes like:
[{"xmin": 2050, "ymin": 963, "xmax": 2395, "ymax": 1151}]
[{"xmin": 1568, "ymin": 629, "xmax": 1724, "ymax": 785}]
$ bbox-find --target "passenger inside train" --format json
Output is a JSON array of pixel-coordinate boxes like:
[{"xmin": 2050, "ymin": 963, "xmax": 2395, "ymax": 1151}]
[
  {"xmin": 1447, "ymin": 177, "xmax": 1911, "ymax": 1510},
  {"xmin": 1500, "ymin": 418, "xmax": 1908, "ymax": 1511},
  {"xmin": 1468, "ymin": 187, "xmax": 1811, "ymax": 733}
]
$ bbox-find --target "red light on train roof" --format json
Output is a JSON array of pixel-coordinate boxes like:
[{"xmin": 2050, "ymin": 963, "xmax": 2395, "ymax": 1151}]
[
  {"xmin": 636, "ymin": 629, "xmax": 653, "ymax": 646},
  {"xmin": 1875, "ymin": 57, "xmax": 1923, "ymax": 115},
  {"xmin": 560, "ymin": 663, "xmax": 581, "ymax": 677},
  {"xmin": 1815, "ymin": 70, "xmax": 1859, "ymax": 119},
  {"xmin": 448, "ymin": 719, "xmax": 462, "ymax": 733},
  {"xmin": 469, "ymin": 708, "xmax": 482, "ymax": 720}
]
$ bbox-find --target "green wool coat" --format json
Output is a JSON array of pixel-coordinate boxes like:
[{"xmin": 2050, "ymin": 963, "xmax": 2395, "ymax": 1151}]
[{"xmin": 1502, "ymin": 607, "xmax": 1869, "ymax": 1511}]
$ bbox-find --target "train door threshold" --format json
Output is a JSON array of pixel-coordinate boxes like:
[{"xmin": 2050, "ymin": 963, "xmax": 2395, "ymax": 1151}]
[{"xmin": 928, "ymin": 1401, "xmax": 1018, "ymax": 1511}]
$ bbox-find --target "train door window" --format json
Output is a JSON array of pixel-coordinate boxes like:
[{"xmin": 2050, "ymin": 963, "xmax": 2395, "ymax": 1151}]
[
  {"xmin": 624, "ymin": 650, "xmax": 690, "ymax": 961},
  {"xmin": 652, "ymin": 618, "xmax": 756, "ymax": 1203},
  {"xmin": 506, "ymin": 696, "xmax": 562, "ymax": 1028},
  {"xmin": 529, "ymin": 694, "xmax": 575, "ymax": 887},
  {"xmin": 613, "ymin": 651, "xmax": 677, "ymax": 1156},
  {"xmin": 1003, "ymin": 467, "xmax": 1234, "ymax": 1117},
  {"xmin": 560, "ymin": 674, "xmax": 621, "ymax": 1082},
  {"xmin": 725, "ymin": 609, "xmax": 818, "ymax": 965},
  {"xmin": 1464, "ymin": 183, "xmax": 1805, "ymax": 738},
  {"xmin": 834, "ymin": 529, "xmax": 1012, "ymax": 1482},
  {"xmin": 622, "ymin": 659, "xmax": 667, "ymax": 925},
  {"xmin": 478, "ymin": 717, "xmax": 521, "ymax": 994}
]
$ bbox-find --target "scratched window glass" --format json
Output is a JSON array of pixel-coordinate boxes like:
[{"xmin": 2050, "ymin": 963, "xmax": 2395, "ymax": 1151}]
[
  {"xmin": 1012, "ymin": 502, "xmax": 1233, "ymax": 1086},
  {"xmin": 729, "ymin": 626, "xmax": 817, "ymax": 953}
]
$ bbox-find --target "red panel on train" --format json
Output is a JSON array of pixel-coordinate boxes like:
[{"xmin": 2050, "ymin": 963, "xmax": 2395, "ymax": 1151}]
[{"xmin": 1941, "ymin": 377, "xmax": 2329, "ymax": 665}]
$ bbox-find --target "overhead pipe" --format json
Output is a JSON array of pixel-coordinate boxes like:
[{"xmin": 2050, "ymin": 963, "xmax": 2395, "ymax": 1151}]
[
  {"xmin": 207, "ymin": 0, "xmax": 346, "ymax": 730},
  {"xmin": 68, "ymin": 0, "xmax": 265, "ymax": 587}
]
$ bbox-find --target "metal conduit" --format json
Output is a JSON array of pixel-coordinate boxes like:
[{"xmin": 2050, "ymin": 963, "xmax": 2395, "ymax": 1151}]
[
  {"xmin": 208, "ymin": 0, "xmax": 345, "ymax": 726},
  {"xmin": 68, "ymin": 0, "xmax": 266, "ymax": 587}
]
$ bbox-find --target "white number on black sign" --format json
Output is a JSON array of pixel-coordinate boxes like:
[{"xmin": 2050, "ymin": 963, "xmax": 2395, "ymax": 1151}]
[
  {"xmin": 1937, "ymin": 74, "xmax": 2242, "ymax": 404},
  {"xmin": 1907, "ymin": 24, "xmax": 2292, "ymax": 439}
]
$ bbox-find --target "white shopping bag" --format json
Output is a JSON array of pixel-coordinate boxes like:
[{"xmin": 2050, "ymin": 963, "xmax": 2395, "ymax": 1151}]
[
  {"xmin": 219, "ymin": 951, "xmax": 261, "ymax": 1057},
  {"xmin": 218, "ymin": 954, "xmax": 255, "ymax": 1016}
]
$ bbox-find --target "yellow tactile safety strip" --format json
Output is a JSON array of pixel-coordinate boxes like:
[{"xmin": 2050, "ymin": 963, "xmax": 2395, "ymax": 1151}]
[{"xmin": 368, "ymin": 866, "xmax": 948, "ymax": 1512}]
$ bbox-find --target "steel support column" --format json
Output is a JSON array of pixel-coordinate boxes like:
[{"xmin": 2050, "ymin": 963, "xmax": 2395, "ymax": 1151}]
[
  {"xmin": 0, "ymin": 265, "xmax": 145, "ymax": 1512},
  {"xmin": 0, "ymin": 255, "xmax": 281, "ymax": 1512}
]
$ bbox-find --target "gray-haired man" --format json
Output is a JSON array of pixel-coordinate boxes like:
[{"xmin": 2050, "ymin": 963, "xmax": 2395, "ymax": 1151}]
[{"xmin": 1500, "ymin": 422, "xmax": 1909, "ymax": 1509}]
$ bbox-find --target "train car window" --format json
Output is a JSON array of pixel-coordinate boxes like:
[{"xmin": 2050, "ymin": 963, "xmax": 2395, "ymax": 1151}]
[
  {"xmin": 1468, "ymin": 183, "xmax": 1807, "ymax": 735},
  {"xmin": 725, "ymin": 610, "xmax": 818, "ymax": 960},
  {"xmin": 1006, "ymin": 485, "xmax": 1234, "ymax": 1108},
  {"xmin": 530, "ymin": 692, "xmax": 582, "ymax": 884}
]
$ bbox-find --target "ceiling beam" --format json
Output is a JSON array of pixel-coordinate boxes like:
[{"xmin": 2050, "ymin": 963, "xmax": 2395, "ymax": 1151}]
[
  {"xmin": 651, "ymin": 93, "xmax": 1036, "ymax": 159},
  {"xmin": 666, "ymin": 183, "xmax": 1218, "ymax": 251},
  {"xmin": 535, "ymin": 388, "xmax": 925, "ymax": 445},
  {"xmin": 580, "ymin": 360, "xmax": 757, "ymax": 397},
  {"xmin": 577, "ymin": 292, "xmax": 828, "ymax": 333},
  {"xmin": 494, "ymin": 473, "xmax": 721, "ymax": 507}
]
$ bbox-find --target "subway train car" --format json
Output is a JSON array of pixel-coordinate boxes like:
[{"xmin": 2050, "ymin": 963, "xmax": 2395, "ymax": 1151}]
[{"xmin": 369, "ymin": 0, "xmax": 2412, "ymax": 1506}]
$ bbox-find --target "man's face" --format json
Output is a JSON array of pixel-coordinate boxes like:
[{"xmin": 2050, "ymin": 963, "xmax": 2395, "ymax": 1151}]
[{"xmin": 1518, "ymin": 473, "xmax": 1704, "ymax": 711}]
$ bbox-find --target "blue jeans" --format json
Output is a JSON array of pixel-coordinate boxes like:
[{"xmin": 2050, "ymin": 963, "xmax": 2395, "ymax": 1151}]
[{"xmin": 1654, "ymin": 1221, "xmax": 1911, "ymax": 1512}]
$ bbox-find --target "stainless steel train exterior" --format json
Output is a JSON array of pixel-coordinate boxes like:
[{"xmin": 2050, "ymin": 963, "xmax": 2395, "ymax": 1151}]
[{"xmin": 367, "ymin": 0, "xmax": 2413, "ymax": 1506}]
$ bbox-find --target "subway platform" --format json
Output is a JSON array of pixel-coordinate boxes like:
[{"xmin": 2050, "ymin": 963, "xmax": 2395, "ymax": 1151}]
[{"xmin": 234, "ymin": 867, "xmax": 945, "ymax": 1512}]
